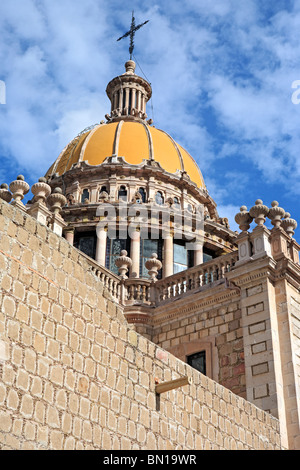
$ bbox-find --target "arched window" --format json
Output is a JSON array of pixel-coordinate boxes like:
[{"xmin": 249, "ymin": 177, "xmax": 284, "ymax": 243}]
[
  {"xmin": 81, "ymin": 189, "xmax": 90, "ymax": 203},
  {"xmin": 100, "ymin": 186, "xmax": 107, "ymax": 193},
  {"xmin": 173, "ymin": 197, "xmax": 180, "ymax": 209},
  {"xmin": 138, "ymin": 187, "xmax": 146, "ymax": 203},
  {"xmin": 155, "ymin": 191, "xmax": 164, "ymax": 205},
  {"xmin": 118, "ymin": 186, "xmax": 127, "ymax": 202}
]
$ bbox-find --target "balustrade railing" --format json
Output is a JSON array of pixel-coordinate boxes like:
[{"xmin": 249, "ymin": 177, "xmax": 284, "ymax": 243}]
[
  {"xmin": 124, "ymin": 278, "xmax": 152, "ymax": 305},
  {"xmin": 155, "ymin": 251, "xmax": 238, "ymax": 303},
  {"xmin": 79, "ymin": 249, "xmax": 238, "ymax": 306},
  {"xmin": 80, "ymin": 251, "xmax": 121, "ymax": 300}
]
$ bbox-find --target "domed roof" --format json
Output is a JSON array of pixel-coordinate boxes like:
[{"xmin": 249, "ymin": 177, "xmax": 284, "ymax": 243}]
[{"xmin": 46, "ymin": 120, "xmax": 205, "ymax": 188}]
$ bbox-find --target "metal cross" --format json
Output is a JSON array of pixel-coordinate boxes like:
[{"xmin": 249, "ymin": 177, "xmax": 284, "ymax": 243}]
[{"xmin": 117, "ymin": 11, "xmax": 149, "ymax": 60}]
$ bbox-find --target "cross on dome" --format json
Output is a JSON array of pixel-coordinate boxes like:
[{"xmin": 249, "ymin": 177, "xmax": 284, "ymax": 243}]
[{"xmin": 117, "ymin": 11, "xmax": 149, "ymax": 59}]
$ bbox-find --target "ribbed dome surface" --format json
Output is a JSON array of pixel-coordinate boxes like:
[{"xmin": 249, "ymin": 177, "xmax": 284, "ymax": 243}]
[{"xmin": 46, "ymin": 121, "xmax": 205, "ymax": 188}]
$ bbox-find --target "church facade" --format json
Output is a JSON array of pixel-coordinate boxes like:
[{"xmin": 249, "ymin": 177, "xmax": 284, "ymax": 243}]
[{"xmin": 0, "ymin": 59, "xmax": 299, "ymax": 450}]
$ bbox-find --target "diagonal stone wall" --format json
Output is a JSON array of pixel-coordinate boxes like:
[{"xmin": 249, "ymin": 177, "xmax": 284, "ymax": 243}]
[{"xmin": 0, "ymin": 200, "xmax": 282, "ymax": 450}]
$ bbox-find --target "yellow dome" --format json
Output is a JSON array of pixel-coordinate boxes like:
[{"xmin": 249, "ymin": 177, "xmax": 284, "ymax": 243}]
[{"xmin": 46, "ymin": 120, "xmax": 205, "ymax": 188}]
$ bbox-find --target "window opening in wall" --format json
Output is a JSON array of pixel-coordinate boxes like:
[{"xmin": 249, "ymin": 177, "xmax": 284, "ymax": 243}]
[
  {"xmin": 155, "ymin": 191, "xmax": 164, "ymax": 205},
  {"xmin": 138, "ymin": 187, "xmax": 146, "ymax": 203},
  {"xmin": 187, "ymin": 351, "xmax": 206, "ymax": 375},
  {"xmin": 203, "ymin": 247, "xmax": 217, "ymax": 263},
  {"xmin": 105, "ymin": 238, "xmax": 130, "ymax": 275},
  {"xmin": 173, "ymin": 240, "xmax": 194, "ymax": 274},
  {"xmin": 74, "ymin": 231, "xmax": 96, "ymax": 260},
  {"xmin": 140, "ymin": 238, "xmax": 163, "ymax": 279},
  {"xmin": 81, "ymin": 189, "xmax": 90, "ymax": 203},
  {"xmin": 173, "ymin": 197, "xmax": 180, "ymax": 209},
  {"xmin": 122, "ymin": 90, "xmax": 126, "ymax": 111},
  {"xmin": 118, "ymin": 186, "xmax": 127, "ymax": 202},
  {"xmin": 128, "ymin": 89, "xmax": 132, "ymax": 111}
]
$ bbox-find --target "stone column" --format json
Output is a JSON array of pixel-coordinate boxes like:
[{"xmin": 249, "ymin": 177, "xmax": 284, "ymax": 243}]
[
  {"xmin": 95, "ymin": 228, "xmax": 107, "ymax": 266},
  {"xmin": 194, "ymin": 242, "xmax": 203, "ymax": 266},
  {"xmin": 130, "ymin": 230, "xmax": 140, "ymax": 278},
  {"xmin": 119, "ymin": 89, "xmax": 123, "ymax": 112},
  {"xmin": 131, "ymin": 88, "xmax": 136, "ymax": 113},
  {"xmin": 137, "ymin": 90, "xmax": 142, "ymax": 116},
  {"xmin": 125, "ymin": 87, "xmax": 129, "ymax": 115},
  {"xmin": 163, "ymin": 235, "xmax": 173, "ymax": 277},
  {"xmin": 64, "ymin": 229, "xmax": 75, "ymax": 246}
]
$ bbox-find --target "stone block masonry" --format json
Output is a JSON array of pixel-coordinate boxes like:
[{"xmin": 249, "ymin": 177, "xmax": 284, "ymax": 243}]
[{"xmin": 0, "ymin": 200, "xmax": 282, "ymax": 450}]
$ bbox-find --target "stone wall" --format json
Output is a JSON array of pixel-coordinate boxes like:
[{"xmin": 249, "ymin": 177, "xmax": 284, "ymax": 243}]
[
  {"xmin": 0, "ymin": 200, "xmax": 282, "ymax": 450},
  {"xmin": 152, "ymin": 289, "xmax": 246, "ymax": 399}
]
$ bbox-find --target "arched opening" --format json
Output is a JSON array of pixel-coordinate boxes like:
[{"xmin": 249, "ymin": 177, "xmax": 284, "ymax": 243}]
[
  {"xmin": 81, "ymin": 189, "xmax": 90, "ymax": 203},
  {"xmin": 118, "ymin": 186, "xmax": 127, "ymax": 202},
  {"xmin": 155, "ymin": 191, "xmax": 164, "ymax": 205}
]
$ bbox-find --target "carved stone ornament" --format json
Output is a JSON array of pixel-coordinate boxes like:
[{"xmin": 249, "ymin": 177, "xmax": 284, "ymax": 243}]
[
  {"xmin": 249, "ymin": 199, "xmax": 269, "ymax": 227},
  {"xmin": 9, "ymin": 175, "xmax": 30, "ymax": 204},
  {"xmin": 99, "ymin": 191, "xmax": 109, "ymax": 203},
  {"xmin": 115, "ymin": 250, "xmax": 132, "ymax": 279},
  {"xmin": 234, "ymin": 206, "xmax": 253, "ymax": 232},
  {"xmin": 0, "ymin": 184, "xmax": 12, "ymax": 203},
  {"xmin": 281, "ymin": 212, "xmax": 297, "ymax": 238},
  {"xmin": 267, "ymin": 201, "xmax": 286, "ymax": 229},
  {"xmin": 31, "ymin": 177, "xmax": 51, "ymax": 205},
  {"xmin": 145, "ymin": 253, "xmax": 162, "ymax": 281},
  {"xmin": 47, "ymin": 187, "xmax": 67, "ymax": 215}
]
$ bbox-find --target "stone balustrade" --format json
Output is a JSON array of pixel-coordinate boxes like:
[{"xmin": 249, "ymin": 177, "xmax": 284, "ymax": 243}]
[
  {"xmin": 234, "ymin": 199, "xmax": 299, "ymax": 265},
  {"xmin": 124, "ymin": 278, "xmax": 152, "ymax": 304},
  {"xmin": 154, "ymin": 251, "xmax": 238, "ymax": 303},
  {"xmin": 0, "ymin": 175, "xmax": 67, "ymax": 236},
  {"xmin": 80, "ymin": 251, "xmax": 121, "ymax": 300}
]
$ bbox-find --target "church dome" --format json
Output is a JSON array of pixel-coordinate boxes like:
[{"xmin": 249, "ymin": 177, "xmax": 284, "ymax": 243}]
[{"xmin": 46, "ymin": 120, "xmax": 205, "ymax": 189}]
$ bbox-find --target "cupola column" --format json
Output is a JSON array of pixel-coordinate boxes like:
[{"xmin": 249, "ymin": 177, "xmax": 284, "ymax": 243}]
[
  {"xmin": 131, "ymin": 88, "xmax": 136, "ymax": 114},
  {"xmin": 194, "ymin": 242, "xmax": 203, "ymax": 266},
  {"xmin": 95, "ymin": 227, "xmax": 107, "ymax": 267},
  {"xmin": 118, "ymin": 89, "xmax": 123, "ymax": 112},
  {"xmin": 130, "ymin": 229, "xmax": 140, "ymax": 278},
  {"xmin": 125, "ymin": 87, "xmax": 130, "ymax": 115},
  {"xmin": 163, "ymin": 235, "xmax": 174, "ymax": 278},
  {"xmin": 137, "ymin": 91, "xmax": 142, "ymax": 117}
]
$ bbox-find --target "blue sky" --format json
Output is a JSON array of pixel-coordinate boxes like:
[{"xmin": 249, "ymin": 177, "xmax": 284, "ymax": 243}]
[{"xmin": 0, "ymin": 0, "xmax": 299, "ymax": 235}]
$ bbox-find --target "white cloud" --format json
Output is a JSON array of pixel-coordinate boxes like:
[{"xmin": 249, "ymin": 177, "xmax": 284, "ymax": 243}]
[{"xmin": 0, "ymin": 1, "xmax": 299, "ymax": 231}]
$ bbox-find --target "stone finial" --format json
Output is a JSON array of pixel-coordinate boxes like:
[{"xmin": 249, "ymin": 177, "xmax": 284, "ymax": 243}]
[
  {"xmin": 234, "ymin": 206, "xmax": 253, "ymax": 232},
  {"xmin": 249, "ymin": 199, "xmax": 269, "ymax": 227},
  {"xmin": 281, "ymin": 212, "xmax": 297, "ymax": 238},
  {"xmin": 0, "ymin": 184, "xmax": 12, "ymax": 203},
  {"xmin": 31, "ymin": 177, "xmax": 51, "ymax": 205},
  {"xmin": 9, "ymin": 175, "xmax": 30, "ymax": 206},
  {"xmin": 267, "ymin": 201, "xmax": 286, "ymax": 229},
  {"xmin": 145, "ymin": 253, "xmax": 162, "ymax": 281},
  {"xmin": 115, "ymin": 250, "xmax": 132, "ymax": 279},
  {"xmin": 99, "ymin": 191, "xmax": 109, "ymax": 203},
  {"xmin": 125, "ymin": 60, "xmax": 136, "ymax": 74},
  {"xmin": 47, "ymin": 187, "xmax": 67, "ymax": 215}
]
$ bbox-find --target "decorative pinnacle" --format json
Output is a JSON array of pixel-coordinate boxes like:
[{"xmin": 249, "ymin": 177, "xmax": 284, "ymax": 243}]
[{"xmin": 117, "ymin": 11, "xmax": 149, "ymax": 60}]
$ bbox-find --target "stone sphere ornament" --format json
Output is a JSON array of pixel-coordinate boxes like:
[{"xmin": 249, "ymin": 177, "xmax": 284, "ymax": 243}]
[
  {"xmin": 31, "ymin": 177, "xmax": 52, "ymax": 205},
  {"xmin": 267, "ymin": 201, "xmax": 286, "ymax": 229},
  {"xmin": 281, "ymin": 212, "xmax": 297, "ymax": 238},
  {"xmin": 249, "ymin": 200, "xmax": 269, "ymax": 227},
  {"xmin": 9, "ymin": 175, "xmax": 30, "ymax": 204},
  {"xmin": 0, "ymin": 183, "xmax": 12, "ymax": 203},
  {"xmin": 234, "ymin": 206, "xmax": 253, "ymax": 232},
  {"xmin": 47, "ymin": 187, "xmax": 67, "ymax": 215},
  {"xmin": 115, "ymin": 250, "xmax": 132, "ymax": 279},
  {"xmin": 145, "ymin": 253, "xmax": 162, "ymax": 281}
]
